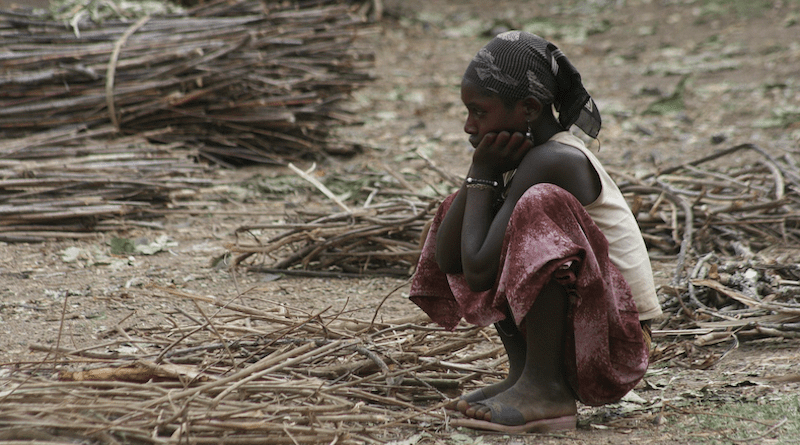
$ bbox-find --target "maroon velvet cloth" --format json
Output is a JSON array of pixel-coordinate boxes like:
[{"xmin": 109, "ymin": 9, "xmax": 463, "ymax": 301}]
[{"xmin": 409, "ymin": 183, "xmax": 649, "ymax": 406}]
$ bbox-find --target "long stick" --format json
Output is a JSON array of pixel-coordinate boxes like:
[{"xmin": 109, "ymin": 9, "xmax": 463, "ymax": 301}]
[
  {"xmin": 106, "ymin": 16, "xmax": 151, "ymax": 131},
  {"xmin": 288, "ymin": 162, "xmax": 351, "ymax": 213}
]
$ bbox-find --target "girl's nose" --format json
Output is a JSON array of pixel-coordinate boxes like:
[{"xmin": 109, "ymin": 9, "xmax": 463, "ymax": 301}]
[{"xmin": 464, "ymin": 117, "xmax": 476, "ymax": 135}]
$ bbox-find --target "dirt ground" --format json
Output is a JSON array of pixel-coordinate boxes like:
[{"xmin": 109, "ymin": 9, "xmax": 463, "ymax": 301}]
[{"xmin": 2, "ymin": 0, "xmax": 800, "ymax": 443}]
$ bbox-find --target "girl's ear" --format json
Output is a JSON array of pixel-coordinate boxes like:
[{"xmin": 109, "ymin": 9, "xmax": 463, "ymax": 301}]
[{"xmin": 522, "ymin": 97, "xmax": 543, "ymax": 121}]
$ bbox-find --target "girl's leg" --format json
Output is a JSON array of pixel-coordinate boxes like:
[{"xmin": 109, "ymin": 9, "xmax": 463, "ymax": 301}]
[
  {"xmin": 465, "ymin": 280, "xmax": 577, "ymax": 424},
  {"xmin": 453, "ymin": 314, "xmax": 526, "ymax": 412}
]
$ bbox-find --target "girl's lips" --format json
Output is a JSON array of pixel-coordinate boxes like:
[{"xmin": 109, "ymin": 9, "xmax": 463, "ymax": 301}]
[{"xmin": 468, "ymin": 136, "xmax": 480, "ymax": 148}]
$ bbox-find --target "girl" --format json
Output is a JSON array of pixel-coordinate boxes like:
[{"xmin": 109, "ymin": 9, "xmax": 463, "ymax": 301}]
[{"xmin": 410, "ymin": 31, "xmax": 662, "ymax": 433}]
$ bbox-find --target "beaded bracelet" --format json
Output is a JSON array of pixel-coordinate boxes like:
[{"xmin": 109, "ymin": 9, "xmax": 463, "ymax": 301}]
[
  {"xmin": 465, "ymin": 177, "xmax": 500, "ymax": 188},
  {"xmin": 466, "ymin": 182, "xmax": 495, "ymax": 191}
]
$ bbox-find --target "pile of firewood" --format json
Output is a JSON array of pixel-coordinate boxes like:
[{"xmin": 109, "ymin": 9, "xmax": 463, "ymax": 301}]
[
  {"xmin": 2, "ymin": 285, "xmax": 489, "ymax": 444},
  {"xmin": 0, "ymin": 0, "xmax": 376, "ymax": 165},
  {"xmin": 0, "ymin": 0, "xmax": 376, "ymax": 239},
  {"xmin": 0, "ymin": 126, "xmax": 217, "ymax": 242}
]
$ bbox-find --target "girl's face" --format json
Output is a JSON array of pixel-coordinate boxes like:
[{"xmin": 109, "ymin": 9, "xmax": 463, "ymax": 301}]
[{"xmin": 461, "ymin": 79, "xmax": 528, "ymax": 149}]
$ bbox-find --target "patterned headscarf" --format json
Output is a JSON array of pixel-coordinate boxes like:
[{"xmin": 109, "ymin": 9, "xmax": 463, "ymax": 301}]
[{"xmin": 463, "ymin": 31, "xmax": 602, "ymax": 138}]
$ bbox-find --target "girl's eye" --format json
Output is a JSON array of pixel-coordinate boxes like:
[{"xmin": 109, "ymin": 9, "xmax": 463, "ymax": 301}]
[{"xmin": 469, "ymin": 108, "xmax": 486, "ymax": 117}]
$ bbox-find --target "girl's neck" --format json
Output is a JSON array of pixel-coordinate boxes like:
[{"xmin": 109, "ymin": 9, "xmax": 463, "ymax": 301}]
[{"xmin": 529, "ymin": 113, "xmax": 565, "ymax": 146}]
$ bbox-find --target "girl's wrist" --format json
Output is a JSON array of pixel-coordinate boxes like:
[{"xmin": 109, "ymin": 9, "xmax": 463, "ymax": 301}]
[
  {"xmin": 465, "ymin": 177, "xmax": 500, "ymax": 189},
  {"xmin": 467, "ymin": 165, "xmax": 501, "ymax": 181}
]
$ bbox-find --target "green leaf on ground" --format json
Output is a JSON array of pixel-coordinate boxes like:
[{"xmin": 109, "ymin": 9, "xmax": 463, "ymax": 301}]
[{"xmin": 644, "ymin": 76, "xmax": 690, "ymax": 115}]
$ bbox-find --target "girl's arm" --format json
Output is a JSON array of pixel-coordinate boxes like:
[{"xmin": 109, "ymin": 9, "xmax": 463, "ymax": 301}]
[
  {"xmin": 459, "ymin": 137, "xmax": 601, "ymax": 291},
  {"xmin": 435, "ymin": 164, "xmax": 504, "ymax": 274},
  {"xmin": 460, "ymin": 178, "xmax": 514, "ymax": 291},
  {"xmin": 434, "ymin": 184, "xmax": 467, "ymax": 274},
  {"xmin": 458, "ymin": 131, "xmax": 531, "ymax": 291}
]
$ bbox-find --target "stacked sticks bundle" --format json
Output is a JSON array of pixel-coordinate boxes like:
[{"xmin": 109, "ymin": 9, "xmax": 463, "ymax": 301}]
[
  {"xmin": 0, "ymin": 0, "xmax": 376, "ymax": 165},
  {"xmin": 0, "ymin": 128, "xmax": 213, "ymax": 242},
  {"xmin": 0, "ymin": 0, "xmax": 376, "ymax": 239}
]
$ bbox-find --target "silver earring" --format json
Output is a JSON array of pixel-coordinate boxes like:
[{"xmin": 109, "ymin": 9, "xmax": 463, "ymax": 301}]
[{"xmin": 525, "ymin": 121, "xmax": 533, "ymax": 140}]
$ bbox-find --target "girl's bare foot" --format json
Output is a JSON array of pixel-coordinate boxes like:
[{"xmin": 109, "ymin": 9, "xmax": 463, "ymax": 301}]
[
  {"xmin": 463, "ymin": 281, "xmax": 576, "ymax": 426},
  {"xmin": 450, "ymin": 316, "xmax": 526, "ymax": 413},
  {"xmin": 465, "ymin": 377, "xmax": 577, "ymax": 425},
  {"xmin": 449, "ymin": 377, "xmax": 517, "ymax": 412}
]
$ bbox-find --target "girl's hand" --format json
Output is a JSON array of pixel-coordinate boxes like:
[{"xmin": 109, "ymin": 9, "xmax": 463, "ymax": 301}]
[{"xmin": 470, "ymin": 131, "xmax": 532, "ymax": 177}]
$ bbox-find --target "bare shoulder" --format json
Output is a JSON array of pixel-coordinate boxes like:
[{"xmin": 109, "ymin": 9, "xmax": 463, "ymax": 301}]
[{"xmin": 510, "ymin": 140, "xmax": 601, "ymax": 205}]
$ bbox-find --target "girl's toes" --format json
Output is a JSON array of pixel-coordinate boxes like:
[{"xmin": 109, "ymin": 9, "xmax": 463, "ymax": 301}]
[
  {"xmin": 465, "ymin": 405, "xmax": 479, "ymax": 418},
  {"xmin": 456, "ymin": 399, "xmax": 471, "ymax": 413},
  {"xmin": 466, "ymin": 404, "xmax": 492, "ymax": 421}
]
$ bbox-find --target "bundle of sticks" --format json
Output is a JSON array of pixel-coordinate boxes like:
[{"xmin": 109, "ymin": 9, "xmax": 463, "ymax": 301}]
[
  {"xmin": 0, "ymin": 128, "xmax": 213, "ymax": 242},
  {"xmin": 620, "ymin": 144, "xmax": 800, "ymax": 275},
  {"xmin": 4, "ymin": 287, "xmax": 499, "ymax": 444},
  {"xmin": 0, "ymin": 0, "xmax": 376, "ymax": 166},
  {"xmin": 228, "ymin": 159, "xmax": 443, "ymax": 277},
  {"xmin": 618, "ymin": 143, "xmax": 800, "ymax": 343}
]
